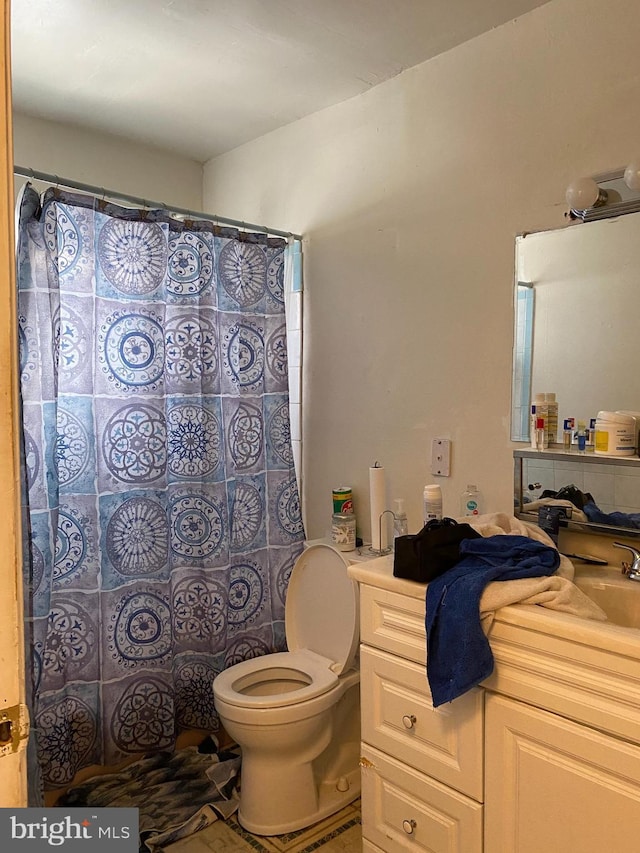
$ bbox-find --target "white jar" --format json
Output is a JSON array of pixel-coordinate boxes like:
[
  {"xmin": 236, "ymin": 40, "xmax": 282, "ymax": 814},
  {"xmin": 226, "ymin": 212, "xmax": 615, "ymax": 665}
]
[
  {"xmin": 331, "ymin": 512, "xmax": 356, "ymax": 551},
  {"xmin": 594, "ymin": 410, "xmax": 636, "ymax": 456},
  {"xmin": 616, "ymin": 411, "xmax": 640, "ymax": 454}
]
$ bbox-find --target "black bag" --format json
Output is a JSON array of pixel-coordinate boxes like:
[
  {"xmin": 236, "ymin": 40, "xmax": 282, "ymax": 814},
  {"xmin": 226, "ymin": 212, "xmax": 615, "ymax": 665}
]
[{"xmin": 393, "ymin": 517, "xmax": 482, "ymax": 583}]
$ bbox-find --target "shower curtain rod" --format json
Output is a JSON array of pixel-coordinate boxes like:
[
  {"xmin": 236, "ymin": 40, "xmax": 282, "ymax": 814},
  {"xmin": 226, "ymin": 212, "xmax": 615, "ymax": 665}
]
[{"xmin": 13, "ymin": 164, "xmax": 303, "ymax": 241}]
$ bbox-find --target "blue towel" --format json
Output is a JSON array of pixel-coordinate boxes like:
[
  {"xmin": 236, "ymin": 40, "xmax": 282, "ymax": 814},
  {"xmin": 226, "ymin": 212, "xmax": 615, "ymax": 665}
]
[
  {"xmin": 583, "ymin": 500, "xmax": 640, "ymax": 530},
  {"xmin": 425, "ymin": 535, "xmax": 559, "ymax": 707}
]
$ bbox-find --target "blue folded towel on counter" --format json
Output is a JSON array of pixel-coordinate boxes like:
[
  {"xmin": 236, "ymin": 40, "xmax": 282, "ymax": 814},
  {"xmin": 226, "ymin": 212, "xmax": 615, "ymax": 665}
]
[{"xmin": 425, "ymin": 535, "xmax": 560, "ymax": 707}]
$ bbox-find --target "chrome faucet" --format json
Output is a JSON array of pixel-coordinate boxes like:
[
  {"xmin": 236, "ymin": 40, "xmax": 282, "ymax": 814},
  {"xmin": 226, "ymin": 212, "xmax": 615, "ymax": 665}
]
[{"xmin": 613, "ymin": 542, "xmax": 640, "ymax": 581}]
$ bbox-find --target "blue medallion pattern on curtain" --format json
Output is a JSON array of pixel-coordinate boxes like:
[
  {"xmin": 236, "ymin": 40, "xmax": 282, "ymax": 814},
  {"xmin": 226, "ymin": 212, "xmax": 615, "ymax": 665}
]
[{"xmin": 16, "ymin": 186, "xmax": 304, "ymax": 792}]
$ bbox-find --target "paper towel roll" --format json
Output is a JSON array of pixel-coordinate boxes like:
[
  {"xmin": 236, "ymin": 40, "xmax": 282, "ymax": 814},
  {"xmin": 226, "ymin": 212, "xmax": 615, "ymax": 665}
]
[{"xmin": 369, "ymin": 463, "xmax": 386, "ymax": 551}]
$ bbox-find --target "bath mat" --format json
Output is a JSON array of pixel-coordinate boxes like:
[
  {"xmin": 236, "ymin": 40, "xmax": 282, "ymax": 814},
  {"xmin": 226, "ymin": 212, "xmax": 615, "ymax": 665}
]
[{"xmin": 58, "ymin": 738, "xmax": 241, "ymax": 851}]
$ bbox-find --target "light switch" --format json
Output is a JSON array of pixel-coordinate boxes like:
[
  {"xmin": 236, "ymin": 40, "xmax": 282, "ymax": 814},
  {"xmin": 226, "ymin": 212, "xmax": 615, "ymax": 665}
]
[{"xmin": 431, "ymin": 438, "xmax": 451, "ymax": 476}]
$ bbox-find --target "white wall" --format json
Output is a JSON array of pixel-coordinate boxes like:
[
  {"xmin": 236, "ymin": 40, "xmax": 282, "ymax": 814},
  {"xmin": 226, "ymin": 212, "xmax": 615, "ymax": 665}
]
[
  {"xmin": 202, "ymin": 0, "xmax": 640, "ymax": 541},
  {"xmin": 13, "ymin": 111, "xmax": 202, "ymax": 209}
]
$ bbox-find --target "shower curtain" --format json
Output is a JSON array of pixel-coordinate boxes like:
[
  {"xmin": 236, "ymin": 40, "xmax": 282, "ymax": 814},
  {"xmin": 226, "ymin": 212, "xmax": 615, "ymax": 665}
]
[{"xmin": 16, "ymin": 185, "xmax": 304, "ymax": 795}]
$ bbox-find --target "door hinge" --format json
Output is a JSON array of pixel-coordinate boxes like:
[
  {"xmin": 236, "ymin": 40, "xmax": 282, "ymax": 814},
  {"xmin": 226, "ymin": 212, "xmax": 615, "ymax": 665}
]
[{"xmin": 0, "ymin": 704, "xmax": 29, "ymax": 757}]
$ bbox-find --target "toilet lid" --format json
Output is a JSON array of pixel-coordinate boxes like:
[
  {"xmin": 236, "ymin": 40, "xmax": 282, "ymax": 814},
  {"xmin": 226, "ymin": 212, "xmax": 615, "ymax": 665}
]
[{"xmin": 285, "ymin": 544, "xmax": 359, "ymax": 676}]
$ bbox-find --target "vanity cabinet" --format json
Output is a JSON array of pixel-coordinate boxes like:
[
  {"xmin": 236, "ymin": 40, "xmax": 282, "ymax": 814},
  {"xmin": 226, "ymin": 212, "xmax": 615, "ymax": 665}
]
[
  {"xmin": 351, "ymin": 555, "xmax": 640, "ymax": 853},
  {"xmin": 358, "ymin": 582, "xmax": 484, "ymax": 852},
  {"xmin": 485, "ymin": 693, "xmax": 640, "ymax": 853}
]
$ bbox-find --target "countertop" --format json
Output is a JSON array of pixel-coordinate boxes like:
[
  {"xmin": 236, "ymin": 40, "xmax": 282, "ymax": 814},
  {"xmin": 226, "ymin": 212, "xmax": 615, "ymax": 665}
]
[
  {"xmin": 347, "ymin": 554, "xmax": 426, "ymax": 599},
  {"xmin": 347, "ymin": 549, "xmax": 640, "ymax": 745},
  {"xmin": 347, "ymin": 552, "xmax": 640, "ymax": 656}
]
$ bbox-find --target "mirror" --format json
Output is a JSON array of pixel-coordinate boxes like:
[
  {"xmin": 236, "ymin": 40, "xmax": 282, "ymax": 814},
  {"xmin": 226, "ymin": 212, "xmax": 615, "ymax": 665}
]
[
  {"xmin": 512, "ymin": 209, "xmax": 640, "ymax": 442},
  {"xmin": 511, "ymin": 209, "xmax": 640, "ymax": 532},
  {"xmin": 514, "ymin": 450, "xmax": 640, "ymax": 535}
]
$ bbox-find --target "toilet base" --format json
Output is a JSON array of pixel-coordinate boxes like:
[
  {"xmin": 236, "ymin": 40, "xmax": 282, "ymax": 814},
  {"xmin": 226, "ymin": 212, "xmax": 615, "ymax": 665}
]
[
  {"xmin": 231, "ymin": 680, "xmax": 361, "ymax": 836},
  {"xmin": 237, "ymin": 766, "xmax": 361, "ymax": 836}
]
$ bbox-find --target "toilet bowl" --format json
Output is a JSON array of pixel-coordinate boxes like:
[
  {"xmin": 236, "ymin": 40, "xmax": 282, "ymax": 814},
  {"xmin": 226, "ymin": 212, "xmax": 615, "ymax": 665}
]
[{"xmin": 213, "ymin": 543, "xmax": 361, "ymax": 836}]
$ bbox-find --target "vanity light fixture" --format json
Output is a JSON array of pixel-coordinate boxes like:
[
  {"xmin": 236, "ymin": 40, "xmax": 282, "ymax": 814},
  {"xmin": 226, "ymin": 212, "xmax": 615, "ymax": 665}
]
[
  {"xmin": 565, "ymin": 177, "xmax": 607, "ymax": 211},
  {"xmin": 623, "ymin": 160, "xmax": 640, "ymax": 191},
  {"xmin": 566, "ymin": 161, "xmax": 640, "ymax": 222}
]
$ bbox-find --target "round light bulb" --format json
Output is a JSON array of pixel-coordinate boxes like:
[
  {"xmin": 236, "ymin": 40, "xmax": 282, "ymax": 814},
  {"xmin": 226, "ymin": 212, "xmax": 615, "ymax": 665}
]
[
  {"xmin": 565, "ymin": 177, "xmax": 600, "ymax": 210},
  {"xmin": 624, "ymin": 160, "xmax": 640, "ymax": 191}
]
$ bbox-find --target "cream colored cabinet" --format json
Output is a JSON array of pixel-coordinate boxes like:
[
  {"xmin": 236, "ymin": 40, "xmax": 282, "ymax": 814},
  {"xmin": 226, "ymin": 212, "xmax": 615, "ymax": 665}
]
[
  {"xmin": 358, "ymin": 583, "xmax": 484, "ymax": 853},
  {"xmin": 485, "ymin": 693, "xmax": 640, "ymax": 853},
  {"xmin": 353, "ymin": 555, "xmax": 640, "ymax": 853}
]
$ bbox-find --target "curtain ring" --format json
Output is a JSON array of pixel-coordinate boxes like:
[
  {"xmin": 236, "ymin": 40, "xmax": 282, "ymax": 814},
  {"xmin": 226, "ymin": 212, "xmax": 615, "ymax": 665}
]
[
  {"xmin": 159, "ymin": 200, "xmax": 172, "ymax": 224},
  {"xmin": 94, "ymin": 188, "xmax": 107, "ymax": 213}
]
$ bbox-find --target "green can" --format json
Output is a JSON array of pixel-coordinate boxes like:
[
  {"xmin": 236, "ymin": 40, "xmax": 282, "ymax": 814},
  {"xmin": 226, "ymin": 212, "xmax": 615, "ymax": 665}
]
[{"xmin": 332, "ymin": 487, "xmax": 353, "ymax": 514}]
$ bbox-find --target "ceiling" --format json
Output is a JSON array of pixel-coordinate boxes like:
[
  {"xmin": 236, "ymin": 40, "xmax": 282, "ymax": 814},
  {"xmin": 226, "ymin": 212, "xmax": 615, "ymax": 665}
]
[{"xmin": 11, "ymin": 0, "xmax": 550, "ymax": 163}]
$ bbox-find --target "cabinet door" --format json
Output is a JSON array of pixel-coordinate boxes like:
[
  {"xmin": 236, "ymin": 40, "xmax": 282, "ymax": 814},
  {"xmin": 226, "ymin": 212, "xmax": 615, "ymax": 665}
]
[{"xmin": 485, "ymin": 693, "xmax": 640, "ymax": 853}]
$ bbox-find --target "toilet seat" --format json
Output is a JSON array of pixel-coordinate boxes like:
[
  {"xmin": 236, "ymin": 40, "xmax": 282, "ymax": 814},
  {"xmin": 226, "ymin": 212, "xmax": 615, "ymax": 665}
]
[
  {"xmin": 213, "ymin": 544, "xmax": 359, "ymax": 710},
  {"xmin": 285, "ymin": 543, "xmax": 359, "ymax": 676},
  {"xmin": 212, "ymin": 649, "xmax": 339, "ymax": 709}
]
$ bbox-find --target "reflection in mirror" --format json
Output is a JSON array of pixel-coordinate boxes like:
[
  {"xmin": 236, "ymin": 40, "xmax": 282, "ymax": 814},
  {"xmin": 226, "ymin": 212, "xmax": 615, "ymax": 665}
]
[
  {"xmin": 511, "ymin": 210, "xmax": 640, "ymax": 443},
  {"xmin": 514, "ymin": 450, "xmax": 640, "ymax": 537}
]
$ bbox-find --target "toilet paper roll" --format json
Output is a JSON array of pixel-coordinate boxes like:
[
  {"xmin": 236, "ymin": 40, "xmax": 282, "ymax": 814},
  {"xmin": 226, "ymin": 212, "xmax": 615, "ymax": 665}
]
[{"xmin": 369, "ymin": 463, "xmax": 387, "ymax": 551}]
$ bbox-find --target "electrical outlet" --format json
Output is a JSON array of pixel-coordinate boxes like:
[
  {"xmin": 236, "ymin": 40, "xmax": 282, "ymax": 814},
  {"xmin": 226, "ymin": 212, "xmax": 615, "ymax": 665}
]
[{"xmin": 431, "ymin": 438, "xmax": 451, "ymax": 476}]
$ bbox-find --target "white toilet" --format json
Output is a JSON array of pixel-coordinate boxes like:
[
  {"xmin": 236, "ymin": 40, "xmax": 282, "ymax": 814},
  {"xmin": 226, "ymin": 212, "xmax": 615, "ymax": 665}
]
[{"xmin": 212, "ymin": 543, "xmax": 361, "ymax": 836}]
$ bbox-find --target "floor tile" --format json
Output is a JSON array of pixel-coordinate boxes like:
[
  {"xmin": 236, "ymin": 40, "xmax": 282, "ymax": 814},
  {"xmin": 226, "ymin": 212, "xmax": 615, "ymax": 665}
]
[{"xmin": 161, "ymin": 800, "xmax": 362, "ymax": 852}]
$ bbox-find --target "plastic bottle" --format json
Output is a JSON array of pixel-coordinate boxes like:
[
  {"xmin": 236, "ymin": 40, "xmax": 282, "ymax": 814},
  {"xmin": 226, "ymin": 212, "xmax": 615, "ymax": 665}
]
[
  {"xmin": 563, "ymin": 418, "xmax": 574, "ymax": 452},
  {"xmin": 393, "ymin": 498, "xmax": 408, "ymax": 538},
  {"xmin": 531, "ymin": 393, "xmax": 549, "ymax": 448},
  {"xmin": 460, "ymin": 485, "xmax": 481, "ymax": 517},
  {"xmin": 586, "ymin": 417, "xmax": 596, "ymax": 452},
  {"xmin": 545, "ymin": 393, "xmax": 559, "ymax": 445},
  {"xmin": 529, "ymin": 405, "xmax": 538, "ymax": 449},
  {"xmin": 423, "ymin": 484, "xmax": 443, "ymax": 525}
]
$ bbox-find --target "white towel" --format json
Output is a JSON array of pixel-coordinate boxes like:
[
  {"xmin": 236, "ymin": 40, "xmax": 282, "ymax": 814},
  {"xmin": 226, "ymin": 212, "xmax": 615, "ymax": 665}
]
[{"xmin": 458, "ymin": 512, "xmax": 607, "ymax": 624}]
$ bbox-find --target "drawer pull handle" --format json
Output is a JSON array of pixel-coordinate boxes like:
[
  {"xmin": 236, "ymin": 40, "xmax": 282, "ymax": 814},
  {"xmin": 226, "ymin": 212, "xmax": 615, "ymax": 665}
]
[
  {"xmin": 402, "ymin": 819, "xmax": 417, "ymax": 835},
  {"xmin": 402, "ymin": 714, "xmax": 416, "ymax": 729}
]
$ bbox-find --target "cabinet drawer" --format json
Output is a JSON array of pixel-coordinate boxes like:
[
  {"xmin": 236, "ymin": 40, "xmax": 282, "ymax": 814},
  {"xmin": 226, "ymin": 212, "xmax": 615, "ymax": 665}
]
[
  {"xmin": 361, "ymin": 743, "xmax": 483, "ymax": 853},
  {"xmin": 361, "ymin": 645, "xmax": 484, "ymax": 800},
  {"xmin": 360, "ymin": 584, "xmax": 427, "ymax": 664}
]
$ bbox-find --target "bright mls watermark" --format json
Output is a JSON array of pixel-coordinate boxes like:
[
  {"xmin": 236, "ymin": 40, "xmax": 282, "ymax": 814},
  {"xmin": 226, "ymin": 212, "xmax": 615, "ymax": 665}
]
[{"xmin": 0, "ymin": 808, "xmax": 139, "ymax": 851}]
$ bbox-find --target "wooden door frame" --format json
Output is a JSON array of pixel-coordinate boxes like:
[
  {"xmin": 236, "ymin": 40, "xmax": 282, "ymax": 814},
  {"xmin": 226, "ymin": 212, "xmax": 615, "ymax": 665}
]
[{"xmin": 0, "ymin": 0, "xmax": 28, "ymax": 806}]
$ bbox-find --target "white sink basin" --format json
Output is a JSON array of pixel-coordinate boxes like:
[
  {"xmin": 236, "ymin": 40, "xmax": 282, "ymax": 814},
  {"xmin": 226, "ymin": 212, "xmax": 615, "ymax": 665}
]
[{"xmin": 573, "ymin": 569, "xmax": 640, "ymax": 628}]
